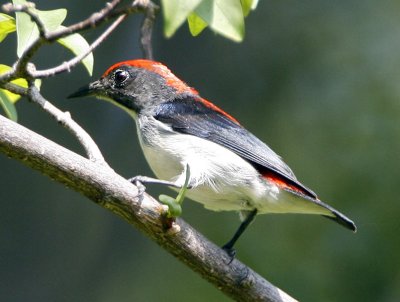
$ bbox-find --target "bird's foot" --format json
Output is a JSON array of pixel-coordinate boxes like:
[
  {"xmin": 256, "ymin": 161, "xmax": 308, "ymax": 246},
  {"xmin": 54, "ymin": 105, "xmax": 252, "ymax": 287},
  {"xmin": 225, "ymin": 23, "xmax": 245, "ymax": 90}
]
[{"xmin": 129, "ymin": 176, "xmax": 147, "ymax": 197}]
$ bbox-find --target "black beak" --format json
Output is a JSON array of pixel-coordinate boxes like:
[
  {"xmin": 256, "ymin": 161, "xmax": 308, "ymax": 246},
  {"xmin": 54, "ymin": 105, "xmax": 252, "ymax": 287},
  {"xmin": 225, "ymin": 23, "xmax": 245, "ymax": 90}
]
[{"xmin": 68, "ymin": 80, "xmax": 102, "ymax": 99}]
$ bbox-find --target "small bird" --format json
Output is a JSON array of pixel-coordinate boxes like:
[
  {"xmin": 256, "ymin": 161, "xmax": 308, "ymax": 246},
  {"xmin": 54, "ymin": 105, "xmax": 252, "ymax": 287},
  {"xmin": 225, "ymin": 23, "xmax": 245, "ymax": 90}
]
[{"xmin": 69, "ymin": 59, "xmax": 356, "ymax": 255}]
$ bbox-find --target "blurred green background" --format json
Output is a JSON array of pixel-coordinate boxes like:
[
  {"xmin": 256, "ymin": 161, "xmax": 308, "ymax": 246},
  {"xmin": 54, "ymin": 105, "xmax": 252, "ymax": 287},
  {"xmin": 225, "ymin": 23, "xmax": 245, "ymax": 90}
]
[{"xmin": 1, "ymin": 0, "xmax": 399, "ymax": 301}]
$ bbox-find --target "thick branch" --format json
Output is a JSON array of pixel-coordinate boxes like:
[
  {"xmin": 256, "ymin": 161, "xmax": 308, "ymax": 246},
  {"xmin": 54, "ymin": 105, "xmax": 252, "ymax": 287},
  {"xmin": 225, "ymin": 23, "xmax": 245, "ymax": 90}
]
[{"xmin": 0, "ymin": 115, "xmax": 297, "ymax": 302}]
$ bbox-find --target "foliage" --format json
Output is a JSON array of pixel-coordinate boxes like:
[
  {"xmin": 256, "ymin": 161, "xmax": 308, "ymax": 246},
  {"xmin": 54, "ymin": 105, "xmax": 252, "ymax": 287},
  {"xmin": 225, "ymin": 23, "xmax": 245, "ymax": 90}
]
[
  {"xmin": 0, "ymin": 0, "xmax": 93, "ymax": 121},
  {"xmin": 162, "ymin": 0, "xmax": 258, "ymax": 41},
  {"xmin": 0, "ymin": 64, "xmax": 41, "ymax": 121}
]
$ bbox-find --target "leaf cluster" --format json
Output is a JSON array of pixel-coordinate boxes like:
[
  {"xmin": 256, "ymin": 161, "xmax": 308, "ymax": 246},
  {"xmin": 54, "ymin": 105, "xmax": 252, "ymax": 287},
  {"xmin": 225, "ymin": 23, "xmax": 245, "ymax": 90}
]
[
  {"xmin": 0, "ymin": 0, "xmax": 93, "ymax": 121},
  {"xmin": 162, "ymin": 0, "xmax": 258, "ymax": 42}
]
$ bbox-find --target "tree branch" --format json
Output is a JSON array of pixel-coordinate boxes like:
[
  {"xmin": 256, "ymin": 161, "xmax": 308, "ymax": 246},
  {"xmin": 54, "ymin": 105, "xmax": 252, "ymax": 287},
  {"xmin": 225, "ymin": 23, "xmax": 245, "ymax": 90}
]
[
  {"xmin": 31, "ymin": 14, "xmax": 128, "ymax": 78},
  {"xmin": 27, "ymin": 85, "xmax": 107, "ymax": 164},
  {"xmin": 139, "ymin": 0, "xmax": 158, "ymax": 59},
  {"xmin": 0, "ymin": 114, "xmax": 297, "ymax": 302},
  {"xmin": 5, "ymin": 2, "xmax": 47, "ymax": 37}
]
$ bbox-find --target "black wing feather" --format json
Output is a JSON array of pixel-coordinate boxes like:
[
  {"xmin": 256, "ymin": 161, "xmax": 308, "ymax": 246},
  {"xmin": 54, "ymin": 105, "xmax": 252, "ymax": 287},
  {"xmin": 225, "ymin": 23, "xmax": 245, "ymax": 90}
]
[{"xmin": 153, "ymin": 96, "xmax": 317, "ymax": 198}]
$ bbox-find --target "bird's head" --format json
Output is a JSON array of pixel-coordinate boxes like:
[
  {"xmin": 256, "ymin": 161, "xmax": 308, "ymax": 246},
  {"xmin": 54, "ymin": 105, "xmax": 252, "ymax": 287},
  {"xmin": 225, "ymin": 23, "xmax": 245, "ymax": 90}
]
[{"xmin": 69, "ymin": 59, "xmax": 198, "ymax": 115}]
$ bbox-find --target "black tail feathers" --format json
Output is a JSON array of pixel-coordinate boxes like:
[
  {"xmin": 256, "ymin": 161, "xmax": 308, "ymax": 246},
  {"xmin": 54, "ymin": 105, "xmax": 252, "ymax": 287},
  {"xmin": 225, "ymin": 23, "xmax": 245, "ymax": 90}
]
[{"xmin": 323, "ymin": 210, "xmax": 357, "ymax": 232}]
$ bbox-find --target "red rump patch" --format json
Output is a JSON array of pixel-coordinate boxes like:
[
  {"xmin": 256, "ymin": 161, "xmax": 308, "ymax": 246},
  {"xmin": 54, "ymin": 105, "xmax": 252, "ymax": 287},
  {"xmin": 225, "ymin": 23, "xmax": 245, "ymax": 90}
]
[
  {"xmin": 104, "ymin": 59, "xmax": 240, "ymax": 125},
  {"xmin": 103, "ymin": 59, "xmax": 198, "ymax": 95},
  {"xmin": 263, "ymin": 172, "xmax": 308, "ymax": 196}
]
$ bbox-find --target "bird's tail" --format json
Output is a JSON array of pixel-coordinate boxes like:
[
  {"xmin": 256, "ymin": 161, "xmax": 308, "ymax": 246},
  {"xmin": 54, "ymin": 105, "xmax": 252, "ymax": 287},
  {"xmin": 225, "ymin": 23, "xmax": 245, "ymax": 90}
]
[
  {"xmin": 271, "ymin": 188, "xmax": 357, "ymax": 232},
  {"xmin": 323, "ymin": 210, "xmax": 357, "ymax": 232},
  {"xmin": 318, "ymin": 199, "xmax": 357, "ymax": 232}
]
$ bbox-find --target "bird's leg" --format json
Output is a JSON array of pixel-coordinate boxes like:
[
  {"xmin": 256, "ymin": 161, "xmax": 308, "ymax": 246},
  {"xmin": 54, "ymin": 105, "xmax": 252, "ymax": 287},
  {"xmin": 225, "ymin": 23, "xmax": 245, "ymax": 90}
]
[
  {"xmin": 129, "ymin": 164, "xmax": 193, "ymax": 193},
  {"xmin": 130, "ymin": 165, "xmax": 192, "ymax": 219},
  {"xmin": 222, "ymin": 209, "xmax": 258, "ymax": 261},
  {"xmin": 129, "ymin": 175, "xmax": 182, "ymax": 189},
  {"xmin": 129, "ymin": 175, "xmax": 183, "ymax": 197}
]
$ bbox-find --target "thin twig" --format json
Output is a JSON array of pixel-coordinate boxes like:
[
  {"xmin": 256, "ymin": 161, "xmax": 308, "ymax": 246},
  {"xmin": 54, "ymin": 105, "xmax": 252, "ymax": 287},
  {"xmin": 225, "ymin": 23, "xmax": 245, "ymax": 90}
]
[
  {"xmin": 1, "ymin": 82, "xmax": 28, "ymax": 96},
  {"xmin": 44, "ymin": 0, "xmax": 125, "ymax": 42},
  {"xmin": 0, "ymin": 1, "xmax": 156, "ymax": 162},
  {"xmin": 140, "ymin": 1, "xmax": 158, "ymax": 59},
  {"xmin": 1, "ymin": 82, "xmax": 108, "ymax": 164},
  {"xmin": 32, "ymin": 14, "xmax": 127, "ymax": 78},
  {"xmin": 3, "ymin": 2, "xmax": 47, "ymax": 37},
  {"xmin": 0, "ymin": 0, "xmax": 126, "ymax": 81},
  {"xmin": 27, "ymin": 85, "xmax": 108, "ymax": 164},
  {"xmin": 0, "ymin": 0, "xmax": 155, "ymax": 82}
]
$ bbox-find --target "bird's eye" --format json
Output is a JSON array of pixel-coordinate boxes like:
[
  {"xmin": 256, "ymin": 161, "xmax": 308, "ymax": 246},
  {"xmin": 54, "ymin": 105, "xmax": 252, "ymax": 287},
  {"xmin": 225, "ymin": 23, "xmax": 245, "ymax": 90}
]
[{"xmin": 113, "ymin": 69, "xmax": 129, "ymax": 86}]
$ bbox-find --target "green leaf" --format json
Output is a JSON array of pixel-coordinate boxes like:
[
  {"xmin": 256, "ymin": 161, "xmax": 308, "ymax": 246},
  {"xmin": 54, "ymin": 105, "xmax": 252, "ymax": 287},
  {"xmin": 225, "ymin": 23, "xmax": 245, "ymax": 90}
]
[
  {"xmin": 12, "ymin": 1, "xmax": 92, "ymax": 74},
  {"xmin": 36, "ymin": 8, "xmax": 67, "ymax": 32},
  {"xmin": 57, "ymin": 26, "xmax": 93, "ymax": 75},
  {"xmin": 159, "ymin": 194, "xmax": 182, "ymax": 218},
  {"xmin": 13, "ymin": 0, "xmax": 67, "ymax": 57},
  {"xmin": 158, "ymin": 165, "xmax": 190, "ymax": 218},
  {"xmin": 0, "ymin": 93, "xmax": 18, "ymax": 121},
  {"xmin": 162, "ymin": 0, "xmax": 202, "ymax": 38},
  {"xmin": 175, "ymin": 165, "xmax": 190, "ymax": 205},
  {"xmin": 0, "ymin": 64, "xmax": 20, "ymax": 121},
  {"xmin": 0, "ymin": 13, "xmax": 16, "ymax": 42},
  {"xmin": 0, "ymin": 64, "xmax": 23, "ymax": 103},
  {"xmin": 240, "ymin": 0, "xmax": 258, "ymax": 17},
  {"xmin": 0, "ymin": 64, "xmax": 41, "ymax": 121},
  {"xmin": 187, "ymin": 12, "xmax": 207, "ymax": 36},
  {"xmin": 195, "ymin": 0, "xmax": 245, "ymax": 42}
]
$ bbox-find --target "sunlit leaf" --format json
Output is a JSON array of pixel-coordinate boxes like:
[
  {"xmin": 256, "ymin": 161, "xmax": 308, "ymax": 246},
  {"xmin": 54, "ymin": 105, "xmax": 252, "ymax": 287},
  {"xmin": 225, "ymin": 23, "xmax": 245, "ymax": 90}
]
[
  {"xmin": 162, "ymin": 0, "xmax": 202, "ymax": 38},
  {"xmin": 35, "ymin": 8, "xmax": 67, "ymax": 31},
  {"xmin": 57, "ymin": 26, "xmax": 93, "ymax": 75},
  {"xmin": 0, "ymin": 65, "xmax": 23, "ymax": 103},
  {"xmin": 0, "ymin": 64, "xmax": 20, "ymax": 121},
  {"xmin": 195, "ymin": 0, "xmax": 245, "ymax": 42},
  {"xmin": 187, "ymin": 12, "xmax": 207, "ymax": 36},
  {"xmin": 13, "ymin": 0, "xmax": 67, "ymax": 57},
  {"xmin": 241, "ymin": 0, "xmax": 258, "ymax": 17},
  {"xmin": 0, "ymin": 93, "xmax": 18, "ymax": 121},
  {"xmin": 0, "ymin": 13, "xmax": 16, "ymax": 42},
  {"xmin": 0, "ymin": 65, "xmax": 41, "ymax": 98},
  {"xmin": 0, "ymin": 64, "xmax": 41, "ymax": 121}
]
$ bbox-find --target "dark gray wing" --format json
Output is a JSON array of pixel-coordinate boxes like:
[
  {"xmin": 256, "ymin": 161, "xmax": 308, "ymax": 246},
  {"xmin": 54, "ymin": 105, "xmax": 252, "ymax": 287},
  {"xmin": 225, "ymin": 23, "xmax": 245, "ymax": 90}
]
[{"xmin": 153, "ymin": 96, "xmax": 317, "ymax": 198}]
